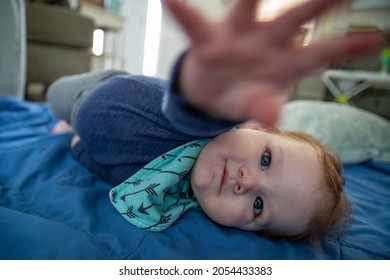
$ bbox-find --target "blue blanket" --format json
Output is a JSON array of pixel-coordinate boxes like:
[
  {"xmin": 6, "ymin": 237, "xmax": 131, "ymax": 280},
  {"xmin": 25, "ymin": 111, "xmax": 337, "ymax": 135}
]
[{"xmin": 0, "ymin": 96, "xmax": 389, "ymax": 259}]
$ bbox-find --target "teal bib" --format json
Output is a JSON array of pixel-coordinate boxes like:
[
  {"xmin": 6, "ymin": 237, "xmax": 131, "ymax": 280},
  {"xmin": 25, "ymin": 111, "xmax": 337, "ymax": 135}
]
[{"xmin": 109, "ymin": 139, "xmax": 209, "ymax": 232}]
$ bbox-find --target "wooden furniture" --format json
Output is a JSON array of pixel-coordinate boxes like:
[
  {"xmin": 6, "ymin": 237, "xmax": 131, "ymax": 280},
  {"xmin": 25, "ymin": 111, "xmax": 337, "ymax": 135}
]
[{"xmin": 25, "ymin": 2, "xmax": 94, "ymax": 100}]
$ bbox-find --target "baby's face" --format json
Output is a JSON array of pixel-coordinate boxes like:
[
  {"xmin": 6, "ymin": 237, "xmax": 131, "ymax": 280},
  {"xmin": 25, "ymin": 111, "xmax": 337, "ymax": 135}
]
[{"xmin": 191, "ymin": 127, "xmax": 324, "ymax": 236}]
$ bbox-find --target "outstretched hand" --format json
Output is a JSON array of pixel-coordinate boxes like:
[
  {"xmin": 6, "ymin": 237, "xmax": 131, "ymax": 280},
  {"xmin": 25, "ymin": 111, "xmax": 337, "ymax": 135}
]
[{"xmin": 164, "ymin": 0, "xmax": 385, "ymax": 125}]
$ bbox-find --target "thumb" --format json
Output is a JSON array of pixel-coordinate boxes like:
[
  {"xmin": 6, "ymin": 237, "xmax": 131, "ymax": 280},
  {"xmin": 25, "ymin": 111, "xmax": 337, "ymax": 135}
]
[{"xmin": 249, "ymin": 90, "xmax": 286, "ymax": 126}]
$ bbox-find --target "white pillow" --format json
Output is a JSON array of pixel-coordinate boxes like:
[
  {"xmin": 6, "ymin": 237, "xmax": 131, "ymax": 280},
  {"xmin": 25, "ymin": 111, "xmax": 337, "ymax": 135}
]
[{"xmin": 278, "ymin": 100, "xmax": 390, "ymax": 164}]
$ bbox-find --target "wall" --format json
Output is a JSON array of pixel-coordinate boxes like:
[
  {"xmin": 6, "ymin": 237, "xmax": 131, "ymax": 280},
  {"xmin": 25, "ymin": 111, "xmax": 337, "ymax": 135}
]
[
  {"xmin": 118, "ymin": 0, "xmax": 390, "ymax": 118},
  {"xmin": 121, "ymin": 0, "xmax": 148, "ymax": 75},
  {"xmin": 120, "ymin": 0, "xmax": 232, "ymax": 78},
  {"xmin": 120, "ymin": 0, "xmax": 390, "ymax": 79},
  {"xmin": 156, "ymin": 0, "xmax": 233, "ymax": 78},
  {"xmin": 155, "ymin": 6, "xmax": 187, "ymax": 79}
]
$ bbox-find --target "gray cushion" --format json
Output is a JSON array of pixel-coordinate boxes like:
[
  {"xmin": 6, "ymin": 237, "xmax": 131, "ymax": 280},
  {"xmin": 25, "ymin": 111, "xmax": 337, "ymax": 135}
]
[{"xmin": 278, "ymin": 100, "xmax": 390, "ymax": 164}]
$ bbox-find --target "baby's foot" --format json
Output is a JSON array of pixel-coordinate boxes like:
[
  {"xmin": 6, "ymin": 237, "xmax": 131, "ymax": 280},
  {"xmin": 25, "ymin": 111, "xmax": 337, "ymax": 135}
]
[
  {"xmin": 71, "ymin": 135, "xmax": 80, "ymax": 148},
  {"xmin": 52, "ymin": 120, "xmax": 74, "ymax": 134},
  {"xmin": 51, "ymin": 120, "xmax": 80, "ymax": 149}
]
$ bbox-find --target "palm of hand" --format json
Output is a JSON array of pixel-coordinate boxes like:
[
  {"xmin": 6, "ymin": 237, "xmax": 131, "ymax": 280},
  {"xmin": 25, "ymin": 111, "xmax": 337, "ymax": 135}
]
[{"xmin": 165, "ymin": 0, "xmax": 384, "ymax": 125}]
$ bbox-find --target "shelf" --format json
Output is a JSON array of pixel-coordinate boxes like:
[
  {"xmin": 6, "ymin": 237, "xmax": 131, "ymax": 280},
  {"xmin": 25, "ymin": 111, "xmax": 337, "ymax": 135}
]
[{"xmin": 79, "ymin": 2, "xmax": 125, "ymax": 30}]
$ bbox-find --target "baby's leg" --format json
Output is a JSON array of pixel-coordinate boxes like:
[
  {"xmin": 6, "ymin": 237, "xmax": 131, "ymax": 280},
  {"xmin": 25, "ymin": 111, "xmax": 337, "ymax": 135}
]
[
  {"xmin": 71, "ymin": 135, "xmax": 80, "ymax": 149},
  {"xmin": 51, "ymin": 120, "xmax": 80, "ymax": 148},
  {"xmin": 51, "ymin": 120, "xmax": 74, "ymax": 134},
  {"xmin": 46, "ymin": 69, "xmax": 127, "ymax": 128},
  {"xmin": 51, "ymin": 120, "xmax": 79, "ymax": 148}
]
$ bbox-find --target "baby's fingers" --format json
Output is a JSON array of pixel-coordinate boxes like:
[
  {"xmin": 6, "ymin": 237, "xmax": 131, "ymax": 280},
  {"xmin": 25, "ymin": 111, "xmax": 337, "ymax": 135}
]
[
  {"xmin": 293, "ymin": 32, "xmax": 385, "ymax": 75},
  {"xmin": 269, "ymin": 0, "xmax": 339, "ymax": 44},
  {"xmin": 163, "ymin": 0, "xmax": 211, "ymax": 44},
  {"xmin": 225, "ymin": 85, "xmax": 286, "ymax": 126},
  {"xmin": 227, "ymin": 0, "xmax": 258, "ymax": 31},
  {"xmin": 250, "ymin": 89, "xmax": 287, "ymax": 126}
]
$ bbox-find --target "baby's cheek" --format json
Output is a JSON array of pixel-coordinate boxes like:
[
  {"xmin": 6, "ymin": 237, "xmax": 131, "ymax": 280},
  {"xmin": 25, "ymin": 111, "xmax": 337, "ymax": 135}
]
[
  {"xmin": 191, "ymin": 165, "xmax": 213, "ymax": 191},
  {"xmin": 201, "ymin": 201, "xmax": 242, "ymax": 228},
  {"xmin": 191, "ymin": 175, "xmax": 206, "ymax": 191}
]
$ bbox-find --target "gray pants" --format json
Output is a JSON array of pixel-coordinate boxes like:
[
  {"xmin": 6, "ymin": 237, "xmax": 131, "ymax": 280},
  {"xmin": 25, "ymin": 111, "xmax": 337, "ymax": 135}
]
[{"xmin": 46, "ymin": 69, "xmax": 127, "ymax": 128}]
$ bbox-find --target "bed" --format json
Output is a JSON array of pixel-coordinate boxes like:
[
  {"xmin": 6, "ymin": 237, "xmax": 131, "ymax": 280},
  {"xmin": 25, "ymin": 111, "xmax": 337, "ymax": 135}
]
[{"xmin": 0, "ymin": 96, "xmax": 389, "ymax": 260}]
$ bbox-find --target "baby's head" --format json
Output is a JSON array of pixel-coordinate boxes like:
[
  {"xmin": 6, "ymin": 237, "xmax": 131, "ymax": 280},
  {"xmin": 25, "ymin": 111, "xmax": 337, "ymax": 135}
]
[{"xmin": 190, "ymin": 124, "xmax": 350, "ymax": 245}]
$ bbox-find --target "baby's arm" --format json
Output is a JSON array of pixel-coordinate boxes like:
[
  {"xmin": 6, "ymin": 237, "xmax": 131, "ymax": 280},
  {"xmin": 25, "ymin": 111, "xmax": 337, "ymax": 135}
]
[
  {"xmin": 164, "ymin": 0, "xmax": 385, "ymax": 126},
  {"xmin": 163, "ymin": 52, "xmax": 238, "ymax": 137}
]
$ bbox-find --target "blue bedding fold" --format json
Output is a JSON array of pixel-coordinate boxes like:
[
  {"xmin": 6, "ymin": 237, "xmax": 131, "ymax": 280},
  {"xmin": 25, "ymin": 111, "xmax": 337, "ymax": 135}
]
[{"xmin": 0, "ymin": 96, "xmax": 389, "ymax": 259}]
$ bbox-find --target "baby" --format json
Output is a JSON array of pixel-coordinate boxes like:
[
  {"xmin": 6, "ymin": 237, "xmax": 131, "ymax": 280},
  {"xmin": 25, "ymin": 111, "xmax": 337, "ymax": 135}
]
[
  {"xmin": 48, "ymin": 0, "xmax": 384, "ymax": 245},
  {"xmin": 190, "ymin": 126, "xmax": 348, "ymax": 245}
]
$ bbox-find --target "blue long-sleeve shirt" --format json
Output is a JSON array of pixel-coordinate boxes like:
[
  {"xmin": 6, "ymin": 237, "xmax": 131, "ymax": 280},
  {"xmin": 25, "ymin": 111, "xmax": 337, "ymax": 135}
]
[{"xmin": 72, "ymin": 59, "xmax": 236, "ymax": 185}]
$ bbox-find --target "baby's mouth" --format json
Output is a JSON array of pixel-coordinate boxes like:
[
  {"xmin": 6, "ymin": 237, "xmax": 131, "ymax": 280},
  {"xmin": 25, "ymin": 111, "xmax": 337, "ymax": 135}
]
[{"xmin": 220, "ymin": 161, "xmax": 229, "ymax": 191}]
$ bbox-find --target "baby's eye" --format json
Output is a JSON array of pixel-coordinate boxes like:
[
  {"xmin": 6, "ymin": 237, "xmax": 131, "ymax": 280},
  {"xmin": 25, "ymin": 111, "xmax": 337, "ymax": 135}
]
[
  {"xmin": 253, "ymin": 196, "xmax": 263, "ymax": 216},
  {"xmin": 260, "ymin": 151, "xmax": 271, "ymax": 171}
]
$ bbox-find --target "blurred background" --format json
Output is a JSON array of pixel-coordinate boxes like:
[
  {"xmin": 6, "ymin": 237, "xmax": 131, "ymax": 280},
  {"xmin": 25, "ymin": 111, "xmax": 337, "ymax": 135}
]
[{"xmin": 22, "ymin": 0, "xmax": 390, "ymax": 118}]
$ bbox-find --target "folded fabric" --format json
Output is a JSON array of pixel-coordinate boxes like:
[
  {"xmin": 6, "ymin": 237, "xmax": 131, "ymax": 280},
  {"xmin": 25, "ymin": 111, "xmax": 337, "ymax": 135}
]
[
  {"xmin": 109, "ymin": 139, "xmax": 209, "ymax": 232},
  {"xmin": 0, "ymin": 96, "xmax": 57, "ymax": 146}
]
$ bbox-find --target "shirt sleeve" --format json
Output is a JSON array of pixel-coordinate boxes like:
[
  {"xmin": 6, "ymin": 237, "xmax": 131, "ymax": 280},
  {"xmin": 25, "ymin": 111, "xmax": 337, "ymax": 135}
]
[{"xmin": 162, "ymin": 52, "xmax": 238, "ymax": 137}]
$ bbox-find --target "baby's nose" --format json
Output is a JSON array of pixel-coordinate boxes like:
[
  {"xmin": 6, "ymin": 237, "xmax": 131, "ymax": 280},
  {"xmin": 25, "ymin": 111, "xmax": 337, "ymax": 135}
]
[{"xmin": 233, "ymin": 166, "xmax": 258, "ymax": 194}]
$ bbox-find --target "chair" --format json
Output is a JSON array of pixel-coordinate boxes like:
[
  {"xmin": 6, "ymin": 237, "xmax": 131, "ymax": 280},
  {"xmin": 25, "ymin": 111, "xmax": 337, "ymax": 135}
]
[{"xmin": 0, "ymin": 0, "xmax": 26, "ymax": 99}]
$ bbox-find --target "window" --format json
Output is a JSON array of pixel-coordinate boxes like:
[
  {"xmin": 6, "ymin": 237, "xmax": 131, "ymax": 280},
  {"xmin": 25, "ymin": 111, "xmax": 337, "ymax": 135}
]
[
  {"xmin": 143, "ymin": 0, "xmax": 162, "ymax": 76},
  {"xmin": 92, "ymin": 29, "xmax": 105, "ymax": 57}
]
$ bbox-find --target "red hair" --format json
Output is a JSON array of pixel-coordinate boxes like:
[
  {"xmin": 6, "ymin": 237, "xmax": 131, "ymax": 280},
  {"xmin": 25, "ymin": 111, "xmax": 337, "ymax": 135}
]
[{"xmin": 258, "ymin": 129, "xmax": 351, "ymax": 246}]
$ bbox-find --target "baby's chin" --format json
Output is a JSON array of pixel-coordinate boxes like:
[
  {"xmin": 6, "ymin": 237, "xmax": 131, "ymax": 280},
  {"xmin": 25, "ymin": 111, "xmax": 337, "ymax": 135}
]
[
  {"xmin": 190, "ymin": 168, "xmax": 212, "ymax": 192},
  {"xmin": 191, "ymin": 151, "xmax": 219, "ymax": 191}
]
